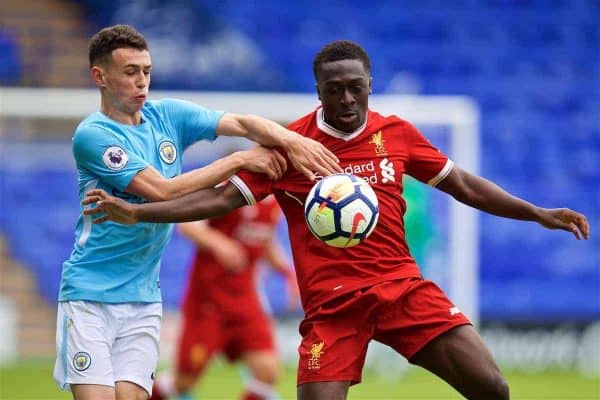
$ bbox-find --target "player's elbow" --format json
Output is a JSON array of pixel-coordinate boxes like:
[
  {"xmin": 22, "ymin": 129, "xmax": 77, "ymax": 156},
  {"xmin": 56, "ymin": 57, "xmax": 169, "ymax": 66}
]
[{"xmin": 442, "ymin": 169, "xmax": 484, "ymax": 207}]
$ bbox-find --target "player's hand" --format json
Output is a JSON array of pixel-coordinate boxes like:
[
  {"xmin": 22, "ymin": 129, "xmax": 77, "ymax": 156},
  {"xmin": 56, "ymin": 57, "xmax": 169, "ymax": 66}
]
[
  {"xmin": 536, "ymin": 208, "xmax": 590, "ymax": 240},
  {"xmin": 238, "ymin": 146, "xmax": 288, "ymax": 180},
  {"xmin": 213, "ymin": 239, "xmax": 249, "ymax": 272},
  {"xmin": 82, "ymin": 189, "xmax": 139, "ymax": 225},
  {"xmin": 282, "ymin": 133, "xmax": 342, "ymax": 181}
]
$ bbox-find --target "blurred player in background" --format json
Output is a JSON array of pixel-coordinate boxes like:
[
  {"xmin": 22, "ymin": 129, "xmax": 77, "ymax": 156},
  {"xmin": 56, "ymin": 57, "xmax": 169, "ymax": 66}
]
[
  {"xmin": 54, "ymin": 24, "xmax": 339, "ymax": 400},
  {"xmin": 151, "ymin": 195, "xmax": 298, "ymax": 400},
  {"xmin": 83, "ymin": 40, "xmax": 589, "ymax": 400}
]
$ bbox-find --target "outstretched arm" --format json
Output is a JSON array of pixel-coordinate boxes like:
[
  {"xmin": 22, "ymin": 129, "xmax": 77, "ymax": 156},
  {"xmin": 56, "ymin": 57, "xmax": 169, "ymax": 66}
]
[
  {"xmin": 217, "ymin": 113, "xmax": 342, "ymax": 180},
  {"xmin": 125, "ymin": 146, "xmax": 285, "ymax": 201},
  {"xmin": 436, "ymin": 167, "xmax": 590, "ymax": 240},
  {"xmin": 83, "ymin": 182, "xmax": 248, "ymax": 224}
]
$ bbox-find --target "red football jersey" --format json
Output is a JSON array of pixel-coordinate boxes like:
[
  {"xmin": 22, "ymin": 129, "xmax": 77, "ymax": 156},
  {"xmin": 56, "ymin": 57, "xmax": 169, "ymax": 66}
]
[
  {"xmin": 231, "ymin": 108, "xmax": 453, "ymax": 314},
  {"xmin": 181, "ymin": 195, "xmax": 282, "ymax": 315}
]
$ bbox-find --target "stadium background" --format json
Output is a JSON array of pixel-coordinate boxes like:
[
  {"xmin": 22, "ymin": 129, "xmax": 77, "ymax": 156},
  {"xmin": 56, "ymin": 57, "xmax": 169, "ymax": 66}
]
[{"xmin": 0, "ymin": 1, "xmax": 598, "ymax": 399}]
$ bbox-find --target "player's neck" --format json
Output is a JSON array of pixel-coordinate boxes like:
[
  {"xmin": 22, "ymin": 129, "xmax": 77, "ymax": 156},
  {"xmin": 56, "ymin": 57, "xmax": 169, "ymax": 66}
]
[{"xmin": 100, "ymin": 101, "xmax": 143, "ymax": 125}]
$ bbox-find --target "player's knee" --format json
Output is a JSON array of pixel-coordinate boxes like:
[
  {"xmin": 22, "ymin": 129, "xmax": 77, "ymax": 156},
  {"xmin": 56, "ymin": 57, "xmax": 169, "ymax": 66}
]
[
  {"xmin": 249, "ymin": 358, "xmax": 281, "ymax": 385},
  {"xmin": 253, "ymin": 364, "xmax": 280, "ymax": 386}
]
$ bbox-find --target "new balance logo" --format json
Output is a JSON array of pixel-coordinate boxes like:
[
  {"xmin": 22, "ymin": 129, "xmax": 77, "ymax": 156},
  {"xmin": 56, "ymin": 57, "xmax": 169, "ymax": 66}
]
[{"xmin": 450, "ymin": 307, "xmax": 461, "ymax": 316}]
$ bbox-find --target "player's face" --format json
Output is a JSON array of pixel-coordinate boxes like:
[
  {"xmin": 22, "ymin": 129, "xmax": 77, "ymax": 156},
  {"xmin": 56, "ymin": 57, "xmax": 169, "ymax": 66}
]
[
  {"xmin": 97, "ymin": 48, "xmax": 152, "ymax": 114},
  {"xmin": 316, "ymin": 59, "xmax": 371, "ymax": 133}
]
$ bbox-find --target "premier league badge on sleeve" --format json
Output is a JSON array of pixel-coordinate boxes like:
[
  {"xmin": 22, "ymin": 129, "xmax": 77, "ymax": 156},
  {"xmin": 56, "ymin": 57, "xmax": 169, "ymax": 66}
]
[
  {"xmin": 102, "ymin": 146, "xmax": 129, "ymax": 171},
  {"xmin": 159, "ymin": 140, "xmax": 177, "ymax": 164}
]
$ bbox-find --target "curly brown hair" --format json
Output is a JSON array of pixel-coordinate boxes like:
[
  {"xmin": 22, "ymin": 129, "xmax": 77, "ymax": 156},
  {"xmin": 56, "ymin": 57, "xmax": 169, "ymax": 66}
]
[{"xmin": 88, "ymin": 24, "xmax": 148, "ymax": 68}]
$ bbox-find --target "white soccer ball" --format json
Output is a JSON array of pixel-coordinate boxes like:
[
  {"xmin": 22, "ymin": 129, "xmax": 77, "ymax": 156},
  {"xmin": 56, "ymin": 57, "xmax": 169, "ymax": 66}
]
[{"xmin": 304, "ymin": 173, "xmax": 379, "ymax": 248}]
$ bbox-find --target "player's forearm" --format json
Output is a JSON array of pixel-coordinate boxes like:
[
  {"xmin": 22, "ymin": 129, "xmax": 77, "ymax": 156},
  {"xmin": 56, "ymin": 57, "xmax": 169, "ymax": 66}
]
[
  {"xmin": 163, "ymin": 153, "xmax": 246, "ymax": 199},
  {"xmin": 133, "ymin": 187, "xmax": 238, "ymax": 223},
  {"xmin": 454, "ymin": 173, "xmax": 542, "ymax": 221},
  {"xmin": 236, "ymin": 114, "xmax": 297, "ymax": 148}
]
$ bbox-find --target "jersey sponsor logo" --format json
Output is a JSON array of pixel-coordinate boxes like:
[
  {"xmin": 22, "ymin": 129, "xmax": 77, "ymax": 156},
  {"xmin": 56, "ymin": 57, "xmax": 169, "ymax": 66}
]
[
  {"xmin": 102, "ymin": 146, "xmax": 128, "ymax": 171},
  {"xmin": 159, "ymin": 140, "xmax": 177, "ymax": 164},
  {"xmin": 369, "ymin": 130, "xmax": 388, "ymax": 156},
  {"xmin": 73, "ymin": 351, "xmax": 91, "ymax": 371},
  {"xmin": 313, "ymin": 158, "xmax": 396, "ymax": 185},
  {"xmin": 308, "ymin": 341, "xmax": 325, "ymax": 370},
  {"xmin": 380, "ymin": 158, "xmax": 396, "ymax": 183}
]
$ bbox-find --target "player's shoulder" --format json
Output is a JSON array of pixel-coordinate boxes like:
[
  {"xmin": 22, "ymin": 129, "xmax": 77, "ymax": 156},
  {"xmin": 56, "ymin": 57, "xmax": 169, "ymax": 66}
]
[
  {"xmin": 73, "ymin": 112, "xmax": 115, "ymax": 140},
  {"xmin": 369, "ymin": 109, "xmax": 412, "ymax": 127},
  {"xmin": 144, "ymin": 97, "xmax": 183, "ymax": 111},
  {"xmin": 145, "ymin": 98, "xmax": 202, "ymax": 114},
  {"xmin": 286, "ymin": 109, "xmax": 318, "ymax": 135},
  {"xmin": 368, "ymin": 109, "xmax": 418, "ymax": 134}
]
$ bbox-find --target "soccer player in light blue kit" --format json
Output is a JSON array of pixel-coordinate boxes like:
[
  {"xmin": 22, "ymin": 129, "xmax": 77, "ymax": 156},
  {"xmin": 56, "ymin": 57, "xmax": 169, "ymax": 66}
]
[{"xmin": 53, "ymin": 25, "xmax": 340, "ymax": 400}]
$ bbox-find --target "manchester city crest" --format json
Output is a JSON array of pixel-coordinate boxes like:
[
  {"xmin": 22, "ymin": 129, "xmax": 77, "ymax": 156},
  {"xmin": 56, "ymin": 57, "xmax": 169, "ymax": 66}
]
[
  {"xmin": 159, "ymin": 140, "xmax": 177, "ymax": 164},
  {"xmin": 73, "ymin": 351, "xmax": 91, "ymax": 371}
]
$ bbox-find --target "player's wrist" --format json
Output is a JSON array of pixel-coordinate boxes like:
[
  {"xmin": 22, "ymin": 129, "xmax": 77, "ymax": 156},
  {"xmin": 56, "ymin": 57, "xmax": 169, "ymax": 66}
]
[
  {"xmin": 228, "ymin": 151, "xmax": 248, "ymax": 172},
  {"xmin": 530, "ymin": 205, "xmax": 546, "ymax": 223},
  {"xmin": 279, "ymin": 128, "xmax": 300, "ymax": 150},
  {"xmin": 130, "ymin": 203, "xmax": 143, "ymax": 223}
]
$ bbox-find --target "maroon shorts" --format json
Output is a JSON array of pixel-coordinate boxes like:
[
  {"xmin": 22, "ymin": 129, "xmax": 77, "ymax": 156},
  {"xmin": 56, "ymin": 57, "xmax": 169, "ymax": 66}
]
[
  {"xmin": 297, "ymin": 277, "xmax": 471, "ymax": 385},
  {"xmin": 176, "ymin": 305, "xmax": 276, "ymax": 375}
]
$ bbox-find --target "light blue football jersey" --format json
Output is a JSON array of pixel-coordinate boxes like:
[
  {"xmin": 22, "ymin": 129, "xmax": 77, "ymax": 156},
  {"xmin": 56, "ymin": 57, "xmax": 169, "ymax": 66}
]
[{"xmin": 59, "ymin": 98, "xmax": 224, "ymax": 303}]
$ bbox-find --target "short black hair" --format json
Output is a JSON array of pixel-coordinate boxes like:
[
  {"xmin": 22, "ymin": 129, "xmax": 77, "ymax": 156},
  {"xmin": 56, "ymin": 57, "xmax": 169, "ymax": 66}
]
[
  {"xmin": 313, "ymin": 40, "xmax": 371, "ymax": 80},
  {"xmin": 88, "ymin": 24, "xmax": 148, "ymax": 68}
]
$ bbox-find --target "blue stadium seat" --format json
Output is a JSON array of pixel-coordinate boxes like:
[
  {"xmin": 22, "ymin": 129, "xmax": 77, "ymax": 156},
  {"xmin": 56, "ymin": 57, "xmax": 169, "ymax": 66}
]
[{"xmin": 0, "ymin": 29, "xmax": 21, "ymax": 84}]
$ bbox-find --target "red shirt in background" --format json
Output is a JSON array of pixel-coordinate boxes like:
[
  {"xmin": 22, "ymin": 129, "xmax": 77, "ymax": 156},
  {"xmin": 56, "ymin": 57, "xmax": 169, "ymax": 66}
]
[{"xmin": 181, "ymin": 195, "xmax": 282, "ymax": 316}]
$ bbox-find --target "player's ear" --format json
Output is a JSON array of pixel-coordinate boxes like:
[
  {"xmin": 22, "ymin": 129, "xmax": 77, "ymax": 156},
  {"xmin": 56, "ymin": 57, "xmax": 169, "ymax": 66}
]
[
  {"xmin": 91, "ymin": 66, "xmax": 106, "ymax": 88},
  {"xmin": 368, "ymin": 77, "xmax": 373, "ymax": 94},
  {"xmin": 315, "ymin": 83, "xmax": 322, "ymax": 101}
]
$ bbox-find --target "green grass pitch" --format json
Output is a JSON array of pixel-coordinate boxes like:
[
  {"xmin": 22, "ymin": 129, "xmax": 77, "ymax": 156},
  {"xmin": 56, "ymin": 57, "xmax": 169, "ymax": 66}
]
[{"xmin": 1, "ymin": 359, "xmax": 598, "ymax": 399}]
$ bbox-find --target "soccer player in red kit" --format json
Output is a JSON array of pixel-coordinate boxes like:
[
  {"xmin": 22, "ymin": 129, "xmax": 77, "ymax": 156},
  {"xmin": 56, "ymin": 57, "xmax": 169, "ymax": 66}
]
[
  {"xmin": 151, "ymin": 196, "xmax": 297, "ymax": 400},
  {"xmin": 84, "ymin": 40, "xmax": 590, "ymax": 400}
]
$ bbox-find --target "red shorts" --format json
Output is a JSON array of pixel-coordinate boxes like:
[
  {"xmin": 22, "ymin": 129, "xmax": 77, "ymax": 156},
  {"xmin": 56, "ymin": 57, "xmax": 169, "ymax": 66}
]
[
  {"xmin": 176, "ymin": 305, "xmax": 276, "ymax": 375},
  {"xmin": 297, "ymin": 277, "xmax": 471, "ymax": 385}
]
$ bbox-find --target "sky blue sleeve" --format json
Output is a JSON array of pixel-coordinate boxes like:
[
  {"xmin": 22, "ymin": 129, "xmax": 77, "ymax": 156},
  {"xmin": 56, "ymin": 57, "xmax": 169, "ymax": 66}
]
[
  {"xmin": 158, "ymin": 98, "xmax": 224, "ymax": 149},
  {"xmin": 72, "ymin": 125, "xmax": 149, "ymax": 192}
]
